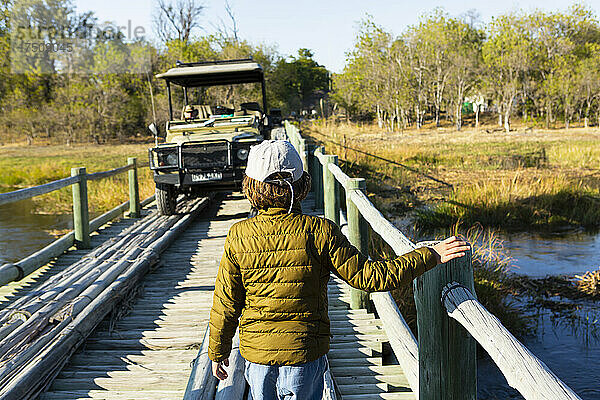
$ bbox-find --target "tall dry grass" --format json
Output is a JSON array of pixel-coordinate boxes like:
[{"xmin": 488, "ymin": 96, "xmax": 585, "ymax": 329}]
[
  {"xmin": 416, "ymin": 173, "xmax": 600, "ymax": 231},
  {"xmin": 576, "ymin": 269, "xmax": 600, "ymax": 297}
]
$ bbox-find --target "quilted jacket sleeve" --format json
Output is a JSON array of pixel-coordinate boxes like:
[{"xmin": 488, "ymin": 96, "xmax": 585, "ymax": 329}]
[
  {"xmin": 208, "ymin": 233, "xmax": 245, "ymax": 363},
  {"xmin": 325, "ymin": 220, "xmax": 438, "ymax": 292}
]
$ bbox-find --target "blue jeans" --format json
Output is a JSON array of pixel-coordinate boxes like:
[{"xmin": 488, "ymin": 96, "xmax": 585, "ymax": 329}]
[{"xmin": 244, "ymin": 355, "xmax": 327, "ymax": 400}]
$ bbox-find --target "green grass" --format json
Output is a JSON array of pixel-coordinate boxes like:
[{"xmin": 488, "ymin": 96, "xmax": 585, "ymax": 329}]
[
  {"xmin": 0, "ymin": 143, "xmax": 155, "ymax": 214},
  {"xmin": 416, "ymin": 175, "xmax": 600, "ymax": 232}
]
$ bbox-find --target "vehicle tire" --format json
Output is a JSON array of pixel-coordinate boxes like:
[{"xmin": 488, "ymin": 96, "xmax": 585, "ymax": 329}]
[{"xmin": 156, "ymin": 183, "xmax": 177, "ymax": 216}]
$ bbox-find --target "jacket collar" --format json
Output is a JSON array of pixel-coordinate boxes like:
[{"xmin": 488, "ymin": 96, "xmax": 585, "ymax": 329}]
[{"xmin": 259, "ymin": 203, "xmax": 303, "ymax": 216}]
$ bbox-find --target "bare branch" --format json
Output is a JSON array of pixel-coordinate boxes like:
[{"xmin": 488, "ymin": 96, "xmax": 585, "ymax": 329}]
[
  {"xmin": 153, "ymin": 0, "xmax": 205, "ymax": 44},
  {"xmin": 210, "ymin": 0, "xmax": 239, "ymax": 44},
  {"xmin": 224, "ymin": 0, "xmax": 238, "ymax": 42}
]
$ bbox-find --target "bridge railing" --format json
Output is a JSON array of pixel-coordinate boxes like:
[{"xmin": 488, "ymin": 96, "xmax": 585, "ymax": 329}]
[
  {"xmin": 284, "ymin": 121, "xmax": 582, "ymax": 400},
  {"xmin": 0, "ymin": 157, "xmax": 154, "ymax": 287}
]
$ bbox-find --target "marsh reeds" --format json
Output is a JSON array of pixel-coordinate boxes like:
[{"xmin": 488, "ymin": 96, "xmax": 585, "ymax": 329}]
[
  {"xmin": 575, "ymin": 268, "xmax": 600, "ymax": 297},
  {"xmin": 416, "ymin": 174, "xmax": 600, "ymax": 231}
]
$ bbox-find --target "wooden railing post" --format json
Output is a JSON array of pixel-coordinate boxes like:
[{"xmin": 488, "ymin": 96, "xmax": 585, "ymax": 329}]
[
  {"xmin": 322, "ymin": 155, "xmax": 339, "ymax": 226},
  {"xmin": 307, "ymin": 143, "xmax": 315, "ymax": 193},
  {"xmin": 298, "ymin": 137, "xmax": 308, "ymax": 172},
  {"xmin": 413, "ymin": 250, "xmax": 477, "ymax": 400},
  {"xmin": 346, "ymin": 178, "xmax": 370, "ymax": 310},
  {"xmin": 128, "ymin": 157, "xmax": 140, "ymax": 218},
  {"xmin": 71, "ymin": 167, "xmax": 90, "ymax": 249},
  {"xmin": 313, "ymin": 146, "xmax": 324, "ymax": 210}
]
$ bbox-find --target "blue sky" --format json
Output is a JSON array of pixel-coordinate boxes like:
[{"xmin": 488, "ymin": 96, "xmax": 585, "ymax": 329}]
[{"xmin": 73, "ymin": 0, "xmax": 600, "ymax": 72}]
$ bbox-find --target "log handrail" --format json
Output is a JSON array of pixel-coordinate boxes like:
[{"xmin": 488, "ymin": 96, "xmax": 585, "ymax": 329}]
[
  {"xmin": 0, "ymin": 163, "xmax": 134, "ymax": 205},
  {"xmin": 184, "ymin": 326, "xmax": 218, "ymax": 400},
  {"xmin": 0, "ymin": 176, "xmax": 80, "ymax": 206},
  {"xmin": 0, "ymin": 195, "xmax": 155, "ymax": 287},
  {"xmin": 87, "ymin": 164, "xmax": 133, "ymax": 181},
  {"xmin": 442, "ymin": 283, "xmax": 582, "ymax": 400},
  {"xmin": 284, "ymin": 122, "xmax": 581, "ymax": 400},
  {"xmin": 327, "ymin": 163, "xmax": 350, "ymax": 189},
  {"xmin": 0, "ymin": 158, "xmax": 145, "ymax": 287}
]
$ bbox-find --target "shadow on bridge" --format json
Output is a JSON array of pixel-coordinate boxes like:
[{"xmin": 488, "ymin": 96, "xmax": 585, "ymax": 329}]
[{"xmin": 40, "ymin": 193, "xmax": 249, "ymax": 399}]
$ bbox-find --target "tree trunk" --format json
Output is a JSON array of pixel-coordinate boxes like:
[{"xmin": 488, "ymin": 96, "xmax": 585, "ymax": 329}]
[
  {"xmin": 377, "ymin": 105, "xmax": 383, "ymax": 128},
  {"xmin": 504, "ymin": 101, "xmax": 512, "ymax": 133},
  {"xmin": 498, "ymin": 104, "xmax": 503, "ymax": 127},
  {"xmin": 564, "ymin": 104, "xmax": 569, "ymax": 130},
  {"xmin": 395, "ymin": 103, "xmax": 400, "ymax": 133},
  {"xmin": 584, "ymin": 101, "xmax": 591, "ymax": 129},
  {"xmin": 435, "ymin": 105, "xmax": 440, "ymax": 127},
  {"xmin": 456, "ymin": 103, "xmax": 462, "ymax": 131},
  {"xmin": 475, "ymin": 105, "xmax": 480, "ymax": 128},
  {"xmin": 415, "ymin": 105, "xmax": 421, "ymax": 129}
]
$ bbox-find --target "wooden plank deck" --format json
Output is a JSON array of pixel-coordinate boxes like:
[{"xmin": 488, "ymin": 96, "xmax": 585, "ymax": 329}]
[
  {"xmin": 327, "ymin": 277, "xmax": 414, "ymax": 400},
  {"xmin": 1, "ymin": 190, "xmax": 415, "ymax": 399},
  {"xmin": 303, "ymin": 195, "xmax": 415, "ymax": 400},
  {"xmin": 41, "ymin": 194, "xmax": 249, "ymax": 400}
]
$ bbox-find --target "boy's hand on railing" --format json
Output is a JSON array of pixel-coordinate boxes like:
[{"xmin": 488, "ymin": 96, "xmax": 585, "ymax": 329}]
[
  {"xmin": 431, "ymin": 236, "xmax": 471, "ymax": 264},
  {"xmin": 212, "ymin": 358, "xmax": 229, "ymax": 380}
]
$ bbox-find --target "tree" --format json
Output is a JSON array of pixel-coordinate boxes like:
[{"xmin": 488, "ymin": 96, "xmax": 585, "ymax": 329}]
[
  {"xmin": 330, "ymin": 72, "xmax": 360, "ymax": 120},
  {"xmin": 407, "ymin": 9, "xmax": 453, "ymax": 127},
  {"xmin": 154, "ymin": 0, "xmax": 204, "ymax": 45},
  {"xmin": 444, "ymin": 18, "xmax": 483, "ymax": 130},
  {"xmin": 342, "ymin": 18, "xmax": 397, "ymax": 128},
  {"xmin": 482, "ymin": 13, "xmax": 535, "ymax": 132},
  {"xmin": 270, "ymin": 49, "xmax": 329, "ymax": 115},
  {"xmin": 576, "ymin": 44, "xmax": 600, "ymax": 127}
]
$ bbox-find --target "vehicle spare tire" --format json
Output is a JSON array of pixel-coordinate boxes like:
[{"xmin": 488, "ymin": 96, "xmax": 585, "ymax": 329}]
[{"xmin": 156, "ymin": 183, "xmax": 177, "ymax": 216}]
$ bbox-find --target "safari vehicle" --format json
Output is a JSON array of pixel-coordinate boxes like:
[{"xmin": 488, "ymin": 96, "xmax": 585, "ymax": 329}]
[{"xmin": 148, "ymin": 59, "xmax": 272, "ymax": 215}]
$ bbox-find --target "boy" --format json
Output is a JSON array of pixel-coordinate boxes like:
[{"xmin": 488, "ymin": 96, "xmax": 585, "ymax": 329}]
[{"xmin": 208, "ymin": 140, "xmax": 469, "ymax": 400}]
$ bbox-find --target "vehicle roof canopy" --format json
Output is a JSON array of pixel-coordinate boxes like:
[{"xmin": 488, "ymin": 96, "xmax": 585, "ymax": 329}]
[{"xmin": 156, "ymin": 61, "xmax": 264, "ymax": 87}]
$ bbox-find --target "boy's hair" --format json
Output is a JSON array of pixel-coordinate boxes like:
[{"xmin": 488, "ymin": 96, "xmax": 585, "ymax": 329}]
[{"xmin": 242, "ymin": 171, "xmax": 312, "ymax": 210}]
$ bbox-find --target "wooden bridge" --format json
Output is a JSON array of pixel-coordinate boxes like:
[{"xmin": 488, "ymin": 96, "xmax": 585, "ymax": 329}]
[{"xmin": 0, "ymin": 123, "xmax": 583, "ymax": 400}]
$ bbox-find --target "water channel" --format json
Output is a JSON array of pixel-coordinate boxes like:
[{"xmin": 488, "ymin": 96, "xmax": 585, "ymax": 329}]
[
  {"xmin": 477, "ymin": 230, "xmax": 600, "ymax": 399},
  {"xmin": 1, "ymin": 199, "xmax": 599, "ymax": 398},
  {"xmin": 0, "ymin": 198, "xmax": 73, "ymax": 265}
]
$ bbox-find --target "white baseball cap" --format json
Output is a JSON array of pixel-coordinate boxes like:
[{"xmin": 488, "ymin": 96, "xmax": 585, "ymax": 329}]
[{"xmin": 245, "ymin": 140, "xmax": 304, "ymax": 183}]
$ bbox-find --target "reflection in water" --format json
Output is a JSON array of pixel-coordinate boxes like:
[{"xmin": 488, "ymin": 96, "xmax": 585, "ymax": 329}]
[
  {"xmin": 478, "ymin": 301, "xmax": 600, "ymax": 400},
  {"xmin": 0, "ymin": 199, "xmax": 72, "ymax": 264},
  {"xmin": 501, "ymin": 231, "xmax": 600, "ymax": 277}
]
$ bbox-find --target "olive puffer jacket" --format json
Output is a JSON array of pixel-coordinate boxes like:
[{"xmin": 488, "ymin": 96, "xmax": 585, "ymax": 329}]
[{"xmin": 208, "ymin": 206, "xmax": 437, "ymax": 366}]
